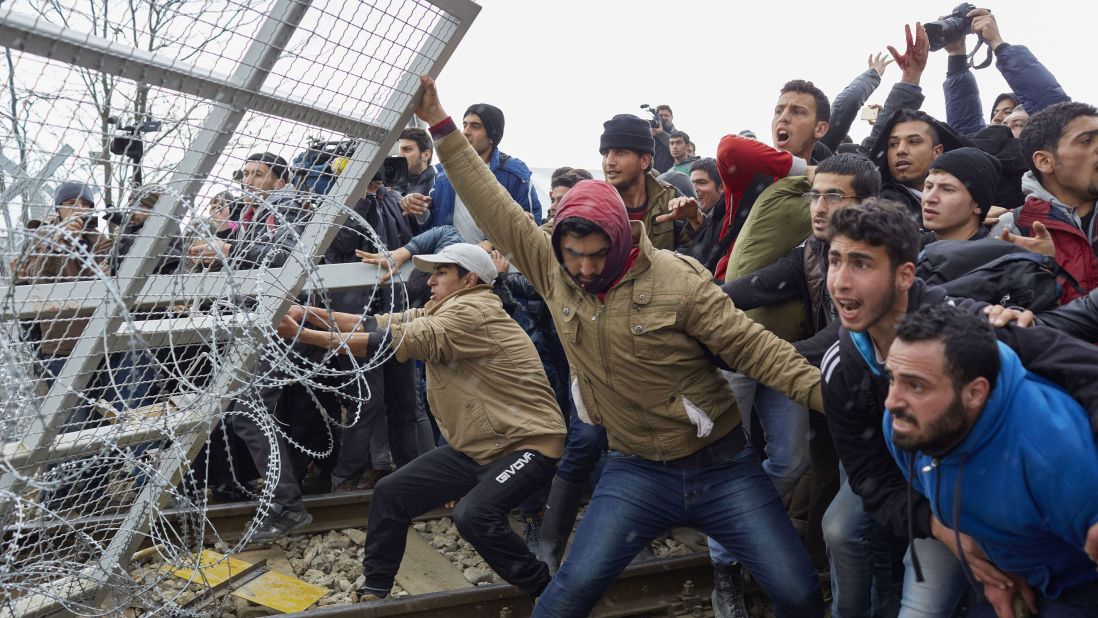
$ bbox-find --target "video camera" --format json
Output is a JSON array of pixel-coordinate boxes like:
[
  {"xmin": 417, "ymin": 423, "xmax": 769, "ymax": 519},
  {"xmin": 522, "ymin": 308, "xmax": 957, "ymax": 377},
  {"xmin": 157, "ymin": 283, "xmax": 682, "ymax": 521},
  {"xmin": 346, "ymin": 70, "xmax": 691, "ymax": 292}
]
[
  {"xmin": 108, "ymin": 116, "xmax": 162, "ymax": 164},
  {"xmin": 639, "ymin": 104, "xmax": 663, "ymax": 130}
]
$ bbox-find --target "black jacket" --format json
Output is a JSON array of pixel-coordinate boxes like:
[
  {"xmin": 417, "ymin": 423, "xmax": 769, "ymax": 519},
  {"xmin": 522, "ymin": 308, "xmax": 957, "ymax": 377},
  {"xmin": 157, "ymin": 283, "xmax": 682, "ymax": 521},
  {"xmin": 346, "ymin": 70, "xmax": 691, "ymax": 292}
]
[
  {"xmin": 722, "ymin": 237, "xmax": 833, "ymax": 338},
  {"xmin": 823, "ymin": 280, "xmax": 1098, "ymax": 541},
  {"xmin": 1039, "ymin": 287, "xmax": 1098, "ymax": 345},
  {"xmin": 863, "ymin": 104, "xmax": 971, "ymax": 219},
  {"xmin": 325, "ymin": 186, "xmax": 412, "ymax": 313},
  {"xmin": 685, "ymin": 196, "xmax": 727, "ymax": 273}
]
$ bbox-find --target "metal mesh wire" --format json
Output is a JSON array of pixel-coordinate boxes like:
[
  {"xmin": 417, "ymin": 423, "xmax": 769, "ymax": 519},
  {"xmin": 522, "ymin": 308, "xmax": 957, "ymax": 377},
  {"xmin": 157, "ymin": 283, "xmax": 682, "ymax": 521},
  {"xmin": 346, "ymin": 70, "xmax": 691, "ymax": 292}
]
[{"xmin": 0, "ymin": 0, "xmax": 471, "ymax": 614}]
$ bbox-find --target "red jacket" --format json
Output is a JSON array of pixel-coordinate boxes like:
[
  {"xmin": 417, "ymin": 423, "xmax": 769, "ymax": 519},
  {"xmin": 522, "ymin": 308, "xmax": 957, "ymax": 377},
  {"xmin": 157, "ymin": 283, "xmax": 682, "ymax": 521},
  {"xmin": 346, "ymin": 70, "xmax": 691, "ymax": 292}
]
[
  {"xmin": 714, "ymin": 135, "xmax": 797, "ymax": 280},
  {"xmin": 1015, "ymin": 197, "xmax": 1098, "ymax": 304}
]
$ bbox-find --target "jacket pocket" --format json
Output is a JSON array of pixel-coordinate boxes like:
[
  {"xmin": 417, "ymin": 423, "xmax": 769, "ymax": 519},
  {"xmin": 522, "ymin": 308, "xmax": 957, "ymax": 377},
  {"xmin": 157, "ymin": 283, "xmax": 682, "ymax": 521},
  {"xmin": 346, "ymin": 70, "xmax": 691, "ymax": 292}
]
[
  {"xmin": 631, "ymin": 309, "xmax": 678, "ymax": 359},
  {"xmin": 572, "ymin": 374, "xmax": 602, "ymax": 425},
  {"xmin": 556, "ymin": 303, "xmax": 582, "ymax": 344},
  {"xmin": 467, "ymin": 398, "xmax": 507, "ymax": 440}
]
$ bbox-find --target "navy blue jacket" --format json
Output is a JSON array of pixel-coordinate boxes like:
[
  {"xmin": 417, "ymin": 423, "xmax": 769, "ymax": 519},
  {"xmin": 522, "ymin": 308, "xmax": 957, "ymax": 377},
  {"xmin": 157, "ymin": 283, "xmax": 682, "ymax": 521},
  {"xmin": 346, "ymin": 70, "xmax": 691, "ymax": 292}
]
[
  {"xmin": 885, "ymin": 342, "xmax": 1098, "ymax": 598},
  {"xmin": 944, "ymin": 44, "xmax": 1070, "ymax": 136}
]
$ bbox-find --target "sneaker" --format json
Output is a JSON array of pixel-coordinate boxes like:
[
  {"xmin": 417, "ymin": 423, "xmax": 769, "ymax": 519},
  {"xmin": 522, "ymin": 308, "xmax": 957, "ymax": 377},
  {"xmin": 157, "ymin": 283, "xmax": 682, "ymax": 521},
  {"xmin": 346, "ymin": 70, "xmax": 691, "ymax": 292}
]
[
  {"xmin": 521, "ymin": 513, "xmax": 542, "ymax": 559},
  {"xmin": 356, "ymin": 586, "xmax": 389, "ymax": 602},
  {"xmin": 249, "ymin": 504, "xmax": 312, "ymax": 545}
]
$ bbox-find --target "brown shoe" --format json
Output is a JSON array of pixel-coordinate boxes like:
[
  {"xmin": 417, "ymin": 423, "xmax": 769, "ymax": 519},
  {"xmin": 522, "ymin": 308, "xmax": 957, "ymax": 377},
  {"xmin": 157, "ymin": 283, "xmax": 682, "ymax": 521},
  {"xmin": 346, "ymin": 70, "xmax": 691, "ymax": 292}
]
[{"xmin": 355, "ymin": 468, "xmax": 393, "ymax": 490}]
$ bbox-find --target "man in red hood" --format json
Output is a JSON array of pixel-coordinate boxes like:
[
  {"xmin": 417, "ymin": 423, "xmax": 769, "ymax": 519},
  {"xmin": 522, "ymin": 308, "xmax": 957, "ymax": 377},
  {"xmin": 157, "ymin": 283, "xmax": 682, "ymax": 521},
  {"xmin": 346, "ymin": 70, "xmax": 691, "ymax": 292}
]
[{"xmin": 414, "ymin": 75, "xmax": 827, "ymax": 617}]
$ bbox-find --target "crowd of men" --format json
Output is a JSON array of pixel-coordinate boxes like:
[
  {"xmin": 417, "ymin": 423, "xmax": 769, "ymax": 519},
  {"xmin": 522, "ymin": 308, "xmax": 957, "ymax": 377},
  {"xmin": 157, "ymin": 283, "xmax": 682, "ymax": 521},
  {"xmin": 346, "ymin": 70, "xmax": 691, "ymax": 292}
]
[{"xmin": 14, "ymin": 7, "xmax": 1098, "ymax": 617}]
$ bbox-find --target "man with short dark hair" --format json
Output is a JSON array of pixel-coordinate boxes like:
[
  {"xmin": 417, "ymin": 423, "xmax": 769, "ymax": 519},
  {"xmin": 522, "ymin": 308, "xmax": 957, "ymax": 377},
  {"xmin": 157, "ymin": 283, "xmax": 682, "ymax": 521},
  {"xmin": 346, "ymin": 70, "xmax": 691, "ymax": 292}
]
[
  {"xmin": 884, "ymin": 303, "xmax": 1098, "ymax": 616},
  {"xmin": 393, "ymin": 127, "xmax": 436, "ymax": 202},
  {"xmin": 823, "ymin": 200, "xmax": 1098, "ymax": 615},
  {"xmin": 866, "ymin": 108, "xmax": 971, "ymax": 218},
  {"xmin": 712, "ymin": 79, "xmax": 832, "ymax": 280},
  {"xmin": 991, "ymin": 101, "xmax": 1098, "ymax": 303},
  {"xmin": 718, "ymin": 154, "xmax": 881, "ymax": 615},
  {"xmin": 399, "ymin": 104, "xmax": 541, "ymax": 239},
  {"xmin": 669, "ymin": 130, "xmax": 699, "ymax": 175},
  {"xmin": 921, "ymin": 147, "xmax": 1000, "ymax": 241},
  {"xmin": 547, "ymin": 168, "xmax": 593, "ymax": 221}
]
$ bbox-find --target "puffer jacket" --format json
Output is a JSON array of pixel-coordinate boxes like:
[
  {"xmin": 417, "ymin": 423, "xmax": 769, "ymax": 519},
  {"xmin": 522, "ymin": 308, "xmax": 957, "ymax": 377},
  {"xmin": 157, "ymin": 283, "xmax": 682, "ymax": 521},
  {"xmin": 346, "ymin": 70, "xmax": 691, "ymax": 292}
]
[
  {"xmin": 378, "ymin": 285, "xmax": 566, "ymax": 464},
  {"xmin": 991, "ymin": 172, "xmax": 1098, "ymax": 304},
  {"xmin": 433, "ymin": 124, "xmax": 824, "ymax": 461},
  {"xmin": 12, "ymin": 214, "xmax": 114, "ymax": 356}
]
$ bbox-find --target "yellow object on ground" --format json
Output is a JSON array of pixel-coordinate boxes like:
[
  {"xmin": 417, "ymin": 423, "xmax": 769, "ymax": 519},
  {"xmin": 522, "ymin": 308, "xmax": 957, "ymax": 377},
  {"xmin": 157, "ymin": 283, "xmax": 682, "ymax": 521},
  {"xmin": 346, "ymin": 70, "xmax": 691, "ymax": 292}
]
[{"xmin": 164, "ymin": 549, "xmax": 328, "ymax": 613}]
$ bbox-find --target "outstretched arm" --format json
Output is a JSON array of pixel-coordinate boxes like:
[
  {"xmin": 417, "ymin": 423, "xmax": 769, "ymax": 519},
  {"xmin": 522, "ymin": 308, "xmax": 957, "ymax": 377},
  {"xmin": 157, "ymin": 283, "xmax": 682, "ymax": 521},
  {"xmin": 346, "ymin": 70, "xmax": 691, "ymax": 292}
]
[
  {"xmin": 821, "ymin": 54, "xmax": 888, "ymax": 151},
  {"xmin": 415, "ymin": 76, "xmax": 555, "ymax": 297}
]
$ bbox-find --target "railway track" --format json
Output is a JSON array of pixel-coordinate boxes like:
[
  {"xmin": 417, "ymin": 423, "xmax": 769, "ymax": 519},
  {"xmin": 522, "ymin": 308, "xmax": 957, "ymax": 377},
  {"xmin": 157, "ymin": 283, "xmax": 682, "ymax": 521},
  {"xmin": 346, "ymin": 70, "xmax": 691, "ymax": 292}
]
[
  {"xmin": 195, "ymin": 490, "xmax": 717, "ymax": 617},
  {"xmin": 8, "ymin": 489, "xmax": 718, "ymax": 616}
]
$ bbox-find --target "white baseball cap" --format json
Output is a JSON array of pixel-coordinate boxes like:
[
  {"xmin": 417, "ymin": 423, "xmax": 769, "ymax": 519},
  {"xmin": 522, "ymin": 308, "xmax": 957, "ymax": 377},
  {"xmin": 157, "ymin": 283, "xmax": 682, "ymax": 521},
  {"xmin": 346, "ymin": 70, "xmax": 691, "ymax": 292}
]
[{"xmin": 412, "ymin": 243, "xmax": 497, "ymax": 284}]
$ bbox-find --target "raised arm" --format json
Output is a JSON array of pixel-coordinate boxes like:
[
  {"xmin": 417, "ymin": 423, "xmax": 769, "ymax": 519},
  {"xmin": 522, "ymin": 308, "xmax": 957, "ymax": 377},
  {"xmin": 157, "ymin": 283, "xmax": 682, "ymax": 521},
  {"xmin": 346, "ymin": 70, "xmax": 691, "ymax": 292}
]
[
  {"xmin": 969, "ymin": 8, "xmax": 1070, "ymax": 115},
  {"xmin": 821, "ymin": 55, "xmax": 888, "ymax": 151},
  {"xmin": 415, "ymin": 76, "xmax": 555, "ymax": 296}
]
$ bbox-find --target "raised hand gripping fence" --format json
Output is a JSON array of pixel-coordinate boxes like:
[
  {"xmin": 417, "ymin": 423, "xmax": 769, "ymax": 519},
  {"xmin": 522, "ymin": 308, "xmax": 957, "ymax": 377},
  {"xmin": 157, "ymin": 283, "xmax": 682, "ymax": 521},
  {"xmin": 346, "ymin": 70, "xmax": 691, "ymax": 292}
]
[{"xmin": 0, "ymin": 0, "xmax": 477, "ymax": 614}]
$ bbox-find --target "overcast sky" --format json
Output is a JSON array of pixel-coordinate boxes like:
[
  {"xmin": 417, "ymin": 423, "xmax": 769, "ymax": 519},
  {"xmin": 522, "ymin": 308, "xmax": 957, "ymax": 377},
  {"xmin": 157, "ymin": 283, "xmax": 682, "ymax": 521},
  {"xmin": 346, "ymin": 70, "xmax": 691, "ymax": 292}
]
[{"xmin": 432, "ymin": 0, "xmax": 1096, "ymax": 173}]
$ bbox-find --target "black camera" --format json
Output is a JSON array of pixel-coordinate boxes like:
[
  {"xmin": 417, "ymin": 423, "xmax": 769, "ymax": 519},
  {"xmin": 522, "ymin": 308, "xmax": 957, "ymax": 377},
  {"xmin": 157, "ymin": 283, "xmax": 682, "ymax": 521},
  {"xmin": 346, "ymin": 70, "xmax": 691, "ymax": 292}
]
[
  {"xmin": 109, "ymin": 117, "xmax": 162, "ymax": 163},
  {"xmin": 374, "ymin": 155, "xmax": 408, "ymax": 186},
  {"xmin": 925, "ymin": 3, "xmax": 977, "ymax": 51},
  {"xmin": 639, "ymin": 104, "xmax": 663, "ymax": 130}
]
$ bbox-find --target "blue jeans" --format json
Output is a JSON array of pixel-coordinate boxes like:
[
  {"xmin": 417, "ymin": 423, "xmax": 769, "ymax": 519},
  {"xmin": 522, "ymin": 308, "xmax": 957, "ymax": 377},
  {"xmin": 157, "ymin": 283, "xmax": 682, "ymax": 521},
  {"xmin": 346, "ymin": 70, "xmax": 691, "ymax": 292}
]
[
  {"xmin": 899, "ymin": 537, "xmax": 966, "ymax": 617},
  {"xmin": 533, "ymin": 443, "xmax": 823, "ymax": 617},
  {"xmin": 822, "ymin": 477, "xmax": 900, "ymax": 617},
  {"xmin": 709, "ymin": 373, "xmax": 809, "ymax": 566},
  {"xmin": 554, "ymin": 401, "xmax": 608, "ymax": 485}
]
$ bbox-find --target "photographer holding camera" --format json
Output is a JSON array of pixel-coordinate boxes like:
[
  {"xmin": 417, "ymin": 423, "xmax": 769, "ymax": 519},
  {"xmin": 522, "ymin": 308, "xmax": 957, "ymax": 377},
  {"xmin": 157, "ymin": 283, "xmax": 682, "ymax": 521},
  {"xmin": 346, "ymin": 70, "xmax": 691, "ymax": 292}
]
[{"xmin": 940, "ymin": 6, "xmax": 1070, "ymax": 136}]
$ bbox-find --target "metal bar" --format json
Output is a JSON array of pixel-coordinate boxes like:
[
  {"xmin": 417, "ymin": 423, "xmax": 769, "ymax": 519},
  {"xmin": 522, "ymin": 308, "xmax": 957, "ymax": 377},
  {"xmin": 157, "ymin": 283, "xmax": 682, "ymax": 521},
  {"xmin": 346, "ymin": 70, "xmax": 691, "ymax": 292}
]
[
  {"xmin": 0, "ymin": 261, "xmax": 414, "ymax": 321},
  {"xmin": 83, "ymin": 0, "xmax": 319, "ymax": 603},
  {"xmin": 0, "ymin": 399, "xmax": 202, "ymax": 468},
  {"xmin": 0, "ymin": 7, "xmax": 390, "ymax": 143}
]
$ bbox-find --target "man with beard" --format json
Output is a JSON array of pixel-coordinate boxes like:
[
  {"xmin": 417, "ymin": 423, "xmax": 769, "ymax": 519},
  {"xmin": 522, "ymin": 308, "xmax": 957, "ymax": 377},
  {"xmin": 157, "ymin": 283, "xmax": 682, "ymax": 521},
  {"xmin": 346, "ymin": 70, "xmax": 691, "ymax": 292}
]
[
  {"xmin": 990, "ymin": 101, "xmax": 1098, "ymax": 303},
  {"xmin": 883, "ymin": 304, "xmax": 1098, "ymax": 616},
  {"xmin": 822, "ymin": 200, "xmax": 1098, "ymax": 615},
  {"xmin": 414, "ymin": 75, "xmax": 828, "ymax": 617}
]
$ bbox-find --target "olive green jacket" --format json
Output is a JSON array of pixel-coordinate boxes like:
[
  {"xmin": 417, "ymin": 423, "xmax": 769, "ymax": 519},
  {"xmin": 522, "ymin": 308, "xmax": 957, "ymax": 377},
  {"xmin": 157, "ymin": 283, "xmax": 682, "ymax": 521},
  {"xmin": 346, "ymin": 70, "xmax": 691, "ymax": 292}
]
[{"xmin": 726, "ymin": 176, "xmax": 812, "ymax": 341}]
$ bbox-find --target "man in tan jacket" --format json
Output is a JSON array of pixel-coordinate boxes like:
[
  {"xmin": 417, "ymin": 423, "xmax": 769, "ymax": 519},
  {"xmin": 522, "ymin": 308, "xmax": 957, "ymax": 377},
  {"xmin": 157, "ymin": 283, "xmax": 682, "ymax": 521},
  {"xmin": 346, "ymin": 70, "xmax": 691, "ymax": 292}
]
[
  {"xmin": 276, "ymin": 242, "xmax": 566, "ymax": 602},
  {"xmin": 411, "ymin": 76, "xmax": 825, "ymax": 616}
]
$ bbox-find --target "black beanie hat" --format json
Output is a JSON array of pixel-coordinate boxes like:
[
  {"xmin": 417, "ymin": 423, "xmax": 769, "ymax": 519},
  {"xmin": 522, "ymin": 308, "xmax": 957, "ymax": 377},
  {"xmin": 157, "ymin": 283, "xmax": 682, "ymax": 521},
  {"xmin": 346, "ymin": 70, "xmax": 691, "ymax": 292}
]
[
  {"xmin": 929, "ymin": 147, "xmax": 1002, "ymax": 217},
  {"xmin": 464, "ymin": 104, "xmax": 505, "ymax": 146},
  {"xmin": 600, "ymin": 114, "xmax": 655, "ymax": 155}
]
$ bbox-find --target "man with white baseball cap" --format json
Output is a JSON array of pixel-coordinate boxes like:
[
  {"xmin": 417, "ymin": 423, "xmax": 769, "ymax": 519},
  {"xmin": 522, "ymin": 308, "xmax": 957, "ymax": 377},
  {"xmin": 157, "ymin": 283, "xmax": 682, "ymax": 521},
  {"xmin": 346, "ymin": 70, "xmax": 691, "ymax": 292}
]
[{"xmin": 277, "ymin": 242, "xmax": 566, "ymax": 602}]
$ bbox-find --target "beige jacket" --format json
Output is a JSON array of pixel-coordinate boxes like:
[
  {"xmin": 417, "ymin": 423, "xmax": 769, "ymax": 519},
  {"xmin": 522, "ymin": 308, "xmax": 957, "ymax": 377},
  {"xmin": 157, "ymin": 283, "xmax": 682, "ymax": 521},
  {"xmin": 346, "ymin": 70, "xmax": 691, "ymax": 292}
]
[
  {"xmin": 435, "ymin": 129, "xmax": 823, "ymax": 461},
  {"xmin": 377, "ymin": 285, "xmax": 566, "ymax": 464},
  {"xmin": 11, "ymin": 215, "xmax": 114, "ymax": 356}
]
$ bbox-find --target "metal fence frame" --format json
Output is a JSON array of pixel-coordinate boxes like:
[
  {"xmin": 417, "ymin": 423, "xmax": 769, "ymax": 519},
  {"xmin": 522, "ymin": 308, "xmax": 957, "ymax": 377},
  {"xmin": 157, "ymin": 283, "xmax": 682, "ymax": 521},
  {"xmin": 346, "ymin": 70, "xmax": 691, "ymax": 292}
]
[{"xmin": 0, "ymin": 0, "xmax": 478, "ymax": 613}]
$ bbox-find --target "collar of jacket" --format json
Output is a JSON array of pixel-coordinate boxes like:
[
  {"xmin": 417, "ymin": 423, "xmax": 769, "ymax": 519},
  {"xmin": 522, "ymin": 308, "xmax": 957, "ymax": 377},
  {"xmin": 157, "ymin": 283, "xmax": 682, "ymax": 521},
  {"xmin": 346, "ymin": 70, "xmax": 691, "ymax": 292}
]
[
  {"xmin": 426, "ymin": 283, "xmax": 496, "ymax": 315},
  {"xmin": 1021, "ymin": 171, "xmax": 1098, "ymax": 229},
  {"xmin": 644, "ymin": 171, "xmax": 675, "ymax": 204}
]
